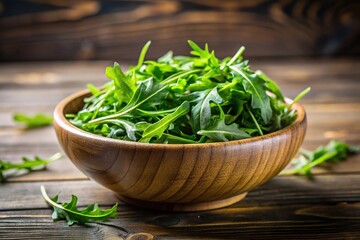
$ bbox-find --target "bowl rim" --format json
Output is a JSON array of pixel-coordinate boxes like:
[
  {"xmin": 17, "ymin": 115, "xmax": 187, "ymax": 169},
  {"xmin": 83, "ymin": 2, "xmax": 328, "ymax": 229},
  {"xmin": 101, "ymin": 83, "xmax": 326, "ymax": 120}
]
[{"xmin": 54, "ymin": 89, "xmax": 306, "ymax": 149}]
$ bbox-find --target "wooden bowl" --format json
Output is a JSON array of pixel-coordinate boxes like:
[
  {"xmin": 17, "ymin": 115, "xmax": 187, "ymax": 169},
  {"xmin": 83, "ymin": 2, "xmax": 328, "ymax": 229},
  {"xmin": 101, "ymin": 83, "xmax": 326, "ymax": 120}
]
[{"xmin": 54, "ymin": 89, "xmax": 307, "ymax": 212}]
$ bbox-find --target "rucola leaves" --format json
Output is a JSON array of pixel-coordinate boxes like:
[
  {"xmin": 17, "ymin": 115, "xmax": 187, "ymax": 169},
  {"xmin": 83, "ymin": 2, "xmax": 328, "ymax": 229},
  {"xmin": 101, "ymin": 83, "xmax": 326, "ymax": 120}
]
[
  {"xmin": 198, "ymin": 107, "xmax": 250, "ymax": 142},
  {"xmin": 0, "ymin": 153, "xmax": 61, "ymax": 182},
  {"xmin": 68, "ymin": 41, "xmax": 309, "ymax": 143},
  {"xmin": 191, "ymin": 87, "xmax": 223, "ymax": 132},
  {"xmin": 282, "ymin": 140, "xmax": 360, "ymax": 176},
  {"xmin": 41, "ymin": 186, "xmax": 118, "ymax": 226},
  {"xmin": 13, "ymin": 113, "xmax": 53, "ymax": 129},
  {"xmin": 141, "ymin": 101, "xmax": 190, "ymax": 142},
  {"xmin": 230, "ymin": 66, "xmax": 272, "ymax": 124},
  {"xmin": 106, "ymin": 62, "xmax": 136, "ymax": 104}
]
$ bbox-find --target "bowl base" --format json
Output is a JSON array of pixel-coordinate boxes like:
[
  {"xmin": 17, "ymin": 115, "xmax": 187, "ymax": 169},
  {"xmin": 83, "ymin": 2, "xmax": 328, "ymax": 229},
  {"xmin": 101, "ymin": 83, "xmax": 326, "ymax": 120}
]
[{"xmin": 116, "ymin": 192, "xmax": 248, "ymax": 212}]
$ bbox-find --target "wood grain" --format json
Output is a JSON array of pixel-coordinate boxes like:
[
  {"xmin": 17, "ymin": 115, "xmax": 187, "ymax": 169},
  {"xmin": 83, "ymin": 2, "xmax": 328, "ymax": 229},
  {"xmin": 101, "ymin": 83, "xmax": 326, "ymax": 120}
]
[
  {"xmin": 1, "ymin": 175, "xmax": 360, "ymax": 239},
  {"xmin": 0, "ymin": 0, "xmax": 359, "ymax": 61}
]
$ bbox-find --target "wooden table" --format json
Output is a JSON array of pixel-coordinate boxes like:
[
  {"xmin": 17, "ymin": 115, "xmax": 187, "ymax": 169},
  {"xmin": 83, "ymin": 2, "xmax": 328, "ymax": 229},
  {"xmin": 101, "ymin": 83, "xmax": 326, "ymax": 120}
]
[{"xmin": 0, "ymin": 59, "xmax": 359, "ymax": 239}]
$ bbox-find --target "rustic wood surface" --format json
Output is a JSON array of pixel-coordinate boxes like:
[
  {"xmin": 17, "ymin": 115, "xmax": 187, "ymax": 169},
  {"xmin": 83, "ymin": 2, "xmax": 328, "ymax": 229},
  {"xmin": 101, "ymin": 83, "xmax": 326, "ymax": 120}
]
[
  {"xmin": 0, "ymin": 59, "xmax": 359, "ymax": 239},
  {"xmin": 0, "ymin": 0, "xmax": 359, "ymax": 61}
]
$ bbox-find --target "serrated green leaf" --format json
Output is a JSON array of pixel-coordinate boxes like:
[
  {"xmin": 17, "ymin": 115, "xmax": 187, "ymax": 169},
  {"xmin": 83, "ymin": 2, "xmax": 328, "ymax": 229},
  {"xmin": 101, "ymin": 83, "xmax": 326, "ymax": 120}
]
[
  {"xmin": 198, "ymin": 106, "xmax": 250, "ymax": 142},
  {"xmin": 230, "ymin": 66, "xmax": 272, "ymax": 124},
  {"xmin": 140, "ymin": 101, "xmax": 190, "ymax": 142},
  {"xmin": 41, "ymin": 186, "xmax": 118, "ymax": 226},
  {"xmin": 257, "ymin": 71, "xmax": 284, "ymax": 101},
  {"xmin": 106, "ymin": 62, "xmax": 136, "ymax": 104},
  {"xmin": 191, "ymin": 87, "xmax": 223, "ymax": 132}
]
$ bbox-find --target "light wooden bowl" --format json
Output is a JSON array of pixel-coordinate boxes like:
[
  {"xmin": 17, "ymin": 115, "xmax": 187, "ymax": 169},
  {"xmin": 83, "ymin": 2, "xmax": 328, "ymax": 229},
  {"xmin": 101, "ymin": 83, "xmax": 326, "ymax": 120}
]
[{"xmin": 54, "ymin": 89, "xmax": 307, "ymax": 212}]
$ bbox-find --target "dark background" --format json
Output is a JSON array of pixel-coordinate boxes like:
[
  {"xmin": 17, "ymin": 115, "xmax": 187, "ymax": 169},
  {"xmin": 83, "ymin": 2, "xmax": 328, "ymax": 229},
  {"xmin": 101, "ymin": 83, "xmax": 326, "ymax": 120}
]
[{"xmin": 0, "ymin": 0, "xmax": 359, "ymax": 62}]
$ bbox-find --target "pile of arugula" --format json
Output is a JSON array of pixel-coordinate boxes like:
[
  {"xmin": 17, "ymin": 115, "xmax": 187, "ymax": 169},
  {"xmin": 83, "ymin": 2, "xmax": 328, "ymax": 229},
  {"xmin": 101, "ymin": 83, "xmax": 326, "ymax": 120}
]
[{"xmin": 68, "ymin": 41, "xmax": 310, "ymax": 143}]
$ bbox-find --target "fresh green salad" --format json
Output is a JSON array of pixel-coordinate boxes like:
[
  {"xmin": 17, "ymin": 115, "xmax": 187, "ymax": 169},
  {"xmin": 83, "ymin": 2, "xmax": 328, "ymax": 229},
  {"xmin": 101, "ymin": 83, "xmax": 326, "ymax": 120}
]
[{"xmin": 67, "ymin": 41, "xmax": 309, "ymax": 144}]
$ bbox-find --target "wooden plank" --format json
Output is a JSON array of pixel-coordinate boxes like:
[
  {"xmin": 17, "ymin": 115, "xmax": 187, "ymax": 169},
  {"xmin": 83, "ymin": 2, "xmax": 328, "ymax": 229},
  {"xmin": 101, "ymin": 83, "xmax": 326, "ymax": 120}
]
[
  {"xmin": 0, "ymin": 1, "xmax": 359, "ymax": 61},
  {"xmin": 1, "ymin": 174, "xmax": 360, "ymax": 210},
  {"xmin": 0, "ymin": 205, "xmax": 359, "ymax": 239},
  {"xmin": 0, "ymin": 175, "xmax": 360, "ymax": 239},
  {"xmin": 1, "ymin": 59, "xmax": 359, "ymax": 85}
]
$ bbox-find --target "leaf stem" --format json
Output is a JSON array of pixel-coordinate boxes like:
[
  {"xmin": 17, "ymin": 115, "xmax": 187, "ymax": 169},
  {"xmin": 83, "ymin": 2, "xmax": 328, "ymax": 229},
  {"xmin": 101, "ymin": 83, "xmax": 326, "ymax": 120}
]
[
  {"xmin": 41, "ymin": 185, "xmax": 66, "ymax": 211},
  {"xmin": 282, "ymin": 151, "xmax": 337, "ymax": 175},
  {"xmin": 162, "ymin": 69, "xmax": 201, "ymax": 85},
  {"xmin": 88, "ymin": 85, "xmax": 168, "ymax": 125},
  {"xmin": 227, "ymin": 46, "xmax": 245, "ymax": 66},
  {"xmin": 230, "ymin": 66, "xmax": 265, "ymax": 106},
  {"xmin": 245, "ymin": 104, "xmax": 263, "ymax": 136},
  {"xmin": 299, "ymin": 151, "xmax": 338, "ymax": 173},
  {"xmin": 289, "ymin": 87, "xmax": 311, "ymax": 109},
  {"xmin": 137, "ymin": 41, "xmax": 151, "ymax": 69}
]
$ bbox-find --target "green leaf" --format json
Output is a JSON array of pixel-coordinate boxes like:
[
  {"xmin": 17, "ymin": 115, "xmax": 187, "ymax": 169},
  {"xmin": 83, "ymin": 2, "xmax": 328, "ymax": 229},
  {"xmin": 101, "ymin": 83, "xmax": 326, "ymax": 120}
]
[
  {"xmin": 282, "ymin": 140, "xmax": 360, "ymax": 176},
  {"xmin": 13, "ymin": 113, "xmax": 53, "ymax": 129},
  {"xmin": 106, "ymin": 62, "xmax": 136, "ymax": 104},
  {"xmin": 191, "ymin": 87, "xmax": 223, "ymax": 132},
  {"xmin": 140, "ymin": 101, "xmax": 190, "ymax": 142},
  {"xmin": 100, "ymin": 119, "xmax": 137, "ymax": 141},
  {"xmin": 41, "ymin": 186, "xmax": 118, "ymax": 226},
  {"xmin": 226, "ymin": 46, "xmax": 245, "ymax": 66},
  {"xmin": 188, "ymin": 40, "xmax": 209, "ymax": 58},
  {"xmin": 162, "ymin": 133, "xmax": 197, "ymax": 144},
  {"xmin": 137, "ymin": 40, "xmax": 151, "ymax": 69},
  {"xmin": 288, "ymin": 87, "xmax": 311, "ymax": 109},
  {"xmin": 230, "ymin": 66, "xmax": 272, "ymax": 124},
  {"xmin": 257, "ymin": 71, "xmax": 284, "ymax": 101},
  {"xmin": 88, "ymin": 78, "xmax": 168, "ymax": 125},
  {"xmin": 158, "ymin": 51, "xmax": 173, "ymax": 64},
  {"xmin": 0, "ymin": 153, "xmax": 61, "ymax": 182},
  {"xmin": 198, "ymin": 107, "xmax": 250, "ymax": 142},
  {"xmin": 87, "ymin": 84, "xmax": 102, "ymax": 96}
]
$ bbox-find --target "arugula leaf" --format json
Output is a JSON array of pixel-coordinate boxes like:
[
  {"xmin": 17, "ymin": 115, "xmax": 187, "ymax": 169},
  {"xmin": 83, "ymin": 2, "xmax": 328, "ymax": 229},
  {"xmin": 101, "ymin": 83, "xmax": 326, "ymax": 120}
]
[
  {"xmin": 198, "ymin": 106, "xmax": 250, "ymax": 142},
  {"xmin": 41, "ymin": 186, "xmax": 118, "ymax": 226},
  {"xmin": 100, "ymin": 119, "xmax": 137, "ymax": 141},
  {"xmin": 0, "ymin": 153, "xmax": 61, "ymax": 182},
  {"xmin": 282, "ymin": 140, "xmax": 360, "ymax": 176},
  {"xmin": 137, "ymin": 40, "xmax": 151, "ymax": 69},
  {"xmin": 106, "ymin": 62, "xmax": 136, "ymax": 104},
  {"xmin": 140, "ymin": 101, "xmax": 190, "ymax": 142},
  {"xmin": 87, "ymin": 84, "xmax": 102, "ymax": 96},
  {"xmin": 13, "ymin": 113, "xmax": 53, "ymax": 129},
  {"xmin": 289, "ymin": 87, "xmax": 311, "ymax": 109},
  {"xmin": 68, "ymin": 40, "xmax": 309, "ymax": 144},
  {"xmin": 230, "ymin": 66, "xmax": 272, "ymax": 124},
  {"xmin": 191, "ymin": 87, "xmax": 223, "ymax": 132},
  {"xmin": 257, "ymin": 71, "xmax": 285, "ymax": 102},
  {"xmin": 87, "ymin": 78, "xmax": 168, "ymax": 125},
  {"xmin": 226, "ymin": 46, "xmax": 245, "ymax": 66}
]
